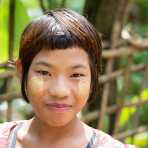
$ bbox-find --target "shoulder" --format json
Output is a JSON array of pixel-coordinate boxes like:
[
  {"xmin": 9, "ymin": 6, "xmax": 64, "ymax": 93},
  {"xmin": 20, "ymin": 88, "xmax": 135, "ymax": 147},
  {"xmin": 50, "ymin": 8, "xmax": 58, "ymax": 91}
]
[
  {"xmin": 92, "ymin": 128, "xmax": 136, "ymax": 148},
  {"xmin": 0, "ymin": 120, "xmax": 27, "ymax": 135},
  {"xmin": 0, "ymin": 121, "xmax": 17, "ymax": 136},
  {"xmin": 0, "ymin": 121, "xmax": 17, "ymax": 147},
  {"xmin": 0, "ymin": 120, "xmax": 26, "ymax": 147}
]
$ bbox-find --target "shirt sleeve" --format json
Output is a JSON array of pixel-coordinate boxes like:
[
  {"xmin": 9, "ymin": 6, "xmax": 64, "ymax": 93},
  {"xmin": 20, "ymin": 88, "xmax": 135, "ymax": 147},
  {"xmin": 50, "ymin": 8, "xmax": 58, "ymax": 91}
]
[
  {"xmin": 93, "ymin": 129, "xmax": 137, "ymax": 148},
  {"xmin": 0, "ymin": 122, "xmax": 17, "ymax": 148}
]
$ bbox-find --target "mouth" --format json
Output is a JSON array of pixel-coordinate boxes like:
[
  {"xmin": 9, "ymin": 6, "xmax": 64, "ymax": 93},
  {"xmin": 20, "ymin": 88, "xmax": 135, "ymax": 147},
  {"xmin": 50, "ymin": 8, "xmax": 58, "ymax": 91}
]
[{"xmin": 45, "ymin": 103, "xmax": 72, "ymax": 112}]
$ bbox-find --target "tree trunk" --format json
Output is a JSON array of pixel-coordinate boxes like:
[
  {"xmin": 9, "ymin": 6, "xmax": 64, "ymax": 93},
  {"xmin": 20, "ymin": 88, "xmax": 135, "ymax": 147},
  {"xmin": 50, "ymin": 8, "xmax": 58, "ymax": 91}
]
[
  {"xmin": 83, "ymin": 0, "xmax": 132, "ymax": 134},
  {"xmin": 84, "ymin": 0, "xmax": 122, "ymax": 40},
  {"xmin": 83, "ymin": 0, "xmax": 100, "ymax": 25}
]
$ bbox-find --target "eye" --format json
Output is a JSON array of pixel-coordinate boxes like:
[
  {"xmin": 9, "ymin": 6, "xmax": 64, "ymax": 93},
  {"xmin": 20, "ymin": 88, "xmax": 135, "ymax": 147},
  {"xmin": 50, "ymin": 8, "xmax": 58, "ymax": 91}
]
[
  {"xmin": 71, "ymin": 73, "xmax": 85, "ymax": 78},
  {"xmin": 36, "ymin": 70, "xmax": 50, "ymax": 76}
]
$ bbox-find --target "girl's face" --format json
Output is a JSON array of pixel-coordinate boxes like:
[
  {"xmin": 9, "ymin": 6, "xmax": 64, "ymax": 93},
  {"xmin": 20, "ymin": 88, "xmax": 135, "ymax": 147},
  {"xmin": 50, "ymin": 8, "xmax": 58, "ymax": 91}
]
[{"xmin": 26, "ymin": 47, "xmax": 91, "ymax": 127}]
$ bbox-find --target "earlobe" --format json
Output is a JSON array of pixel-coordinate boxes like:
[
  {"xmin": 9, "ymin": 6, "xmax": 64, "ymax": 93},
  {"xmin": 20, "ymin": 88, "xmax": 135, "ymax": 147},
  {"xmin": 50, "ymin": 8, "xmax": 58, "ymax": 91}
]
[{"xmin": 15, "ymin": 59, "xmax": 22, "ymax": 79}]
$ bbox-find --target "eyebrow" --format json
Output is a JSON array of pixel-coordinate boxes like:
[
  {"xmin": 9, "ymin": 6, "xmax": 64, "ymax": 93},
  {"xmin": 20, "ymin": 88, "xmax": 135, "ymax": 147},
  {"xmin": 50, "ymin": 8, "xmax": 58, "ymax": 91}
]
[
  {"xmin": 34, "ymin": 61, "xmax": 88, "ymax": 69},
  {"xmin": 35, "ymin": 61, "xmax": 52, "ymax": 68}
]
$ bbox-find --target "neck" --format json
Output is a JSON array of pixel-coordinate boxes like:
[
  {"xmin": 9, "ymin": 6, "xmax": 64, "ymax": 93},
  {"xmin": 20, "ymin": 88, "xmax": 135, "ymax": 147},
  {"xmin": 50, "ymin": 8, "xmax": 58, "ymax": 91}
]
[{"xmin": 29, "ymin": 116, "xmax": 83, "ymax": 141}]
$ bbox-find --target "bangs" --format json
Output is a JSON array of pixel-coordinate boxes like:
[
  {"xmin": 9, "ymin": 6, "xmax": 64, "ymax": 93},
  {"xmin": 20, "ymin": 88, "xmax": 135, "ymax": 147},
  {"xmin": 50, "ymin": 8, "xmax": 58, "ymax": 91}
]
[{"xmin": 34, "ymin": 29, "xmax": 79, "ymax": 50}]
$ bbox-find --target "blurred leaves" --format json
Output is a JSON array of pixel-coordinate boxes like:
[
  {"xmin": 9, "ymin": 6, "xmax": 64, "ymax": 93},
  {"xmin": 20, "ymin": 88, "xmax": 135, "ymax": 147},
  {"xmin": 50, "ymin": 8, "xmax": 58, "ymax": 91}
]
[
  {"xmin": 0, "ymin": 0, "xmax": 9, "ymax": 61},
  {"xmin": 13, "ymin": 0, "xmax": 31, "ymax": 58},
  {"xmin": 119, "ymin": 89, "xmax": 148, "ymax": 129}
]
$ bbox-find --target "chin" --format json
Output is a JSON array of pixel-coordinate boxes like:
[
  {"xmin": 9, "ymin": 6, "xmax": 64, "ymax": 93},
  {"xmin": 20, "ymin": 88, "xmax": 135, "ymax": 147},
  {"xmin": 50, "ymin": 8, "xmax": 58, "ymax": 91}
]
[{"xmin": 45, "ymin": 116, "xmax": 76, "ymax": 128}]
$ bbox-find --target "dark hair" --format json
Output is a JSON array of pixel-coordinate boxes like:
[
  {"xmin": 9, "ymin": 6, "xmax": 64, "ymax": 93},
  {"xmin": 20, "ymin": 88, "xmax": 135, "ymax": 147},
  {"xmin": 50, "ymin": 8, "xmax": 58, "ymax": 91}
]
[{"xmin": 19, "ymin": 8, "xmax": 102, "ymax": 103}]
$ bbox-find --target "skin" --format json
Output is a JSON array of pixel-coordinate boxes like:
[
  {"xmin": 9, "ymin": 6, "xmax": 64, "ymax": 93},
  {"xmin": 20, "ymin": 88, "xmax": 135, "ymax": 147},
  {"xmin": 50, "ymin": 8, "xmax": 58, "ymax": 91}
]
[{"xmin": 16, "ymin": 47, "xmax": 93, "ymax": 148}]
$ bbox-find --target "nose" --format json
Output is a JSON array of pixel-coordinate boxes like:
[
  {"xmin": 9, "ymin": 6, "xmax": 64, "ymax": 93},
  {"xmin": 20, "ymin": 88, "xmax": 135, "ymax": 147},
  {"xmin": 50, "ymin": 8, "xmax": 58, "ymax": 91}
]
[{"xmin": 48, "ymin": 76, "xmax": 71, "ymax": 99}]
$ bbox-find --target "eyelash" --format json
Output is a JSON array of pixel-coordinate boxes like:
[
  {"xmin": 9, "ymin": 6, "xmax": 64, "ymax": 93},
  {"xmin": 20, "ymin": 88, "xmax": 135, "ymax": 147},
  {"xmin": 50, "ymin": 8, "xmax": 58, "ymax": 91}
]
[
  {"xmin": 36, "ymin": 70, "xmax": 50, "ymax": 76},
  {"xmin": 71, "ymin": 73, "xmax": 85, "ymax": 78},
  {"xmin": 36, "ymin": 71, "xmax": 85, "ymax": 78}
]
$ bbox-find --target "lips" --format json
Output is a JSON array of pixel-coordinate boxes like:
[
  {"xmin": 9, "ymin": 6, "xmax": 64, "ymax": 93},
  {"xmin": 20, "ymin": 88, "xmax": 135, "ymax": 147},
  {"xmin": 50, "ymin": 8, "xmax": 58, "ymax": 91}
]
[{"xmin": 45, "ymin": 103, "xmax": 72, "ymax": 112}]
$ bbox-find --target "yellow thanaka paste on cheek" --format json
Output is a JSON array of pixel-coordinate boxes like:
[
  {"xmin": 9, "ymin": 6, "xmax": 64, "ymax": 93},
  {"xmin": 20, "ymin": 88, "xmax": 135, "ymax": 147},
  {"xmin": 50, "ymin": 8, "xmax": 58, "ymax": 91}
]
[
  {"xmin": 28, "ymin": 77, "xmax": 45, "ymax": 96},
  {"xmin": 77, "ymin": 79, "xmax": 90, "ymax": 101}
]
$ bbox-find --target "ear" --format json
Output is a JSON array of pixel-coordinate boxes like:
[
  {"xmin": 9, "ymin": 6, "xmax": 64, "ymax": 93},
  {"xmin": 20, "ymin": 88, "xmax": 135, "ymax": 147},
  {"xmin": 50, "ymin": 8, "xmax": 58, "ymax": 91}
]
[{"xmin": 15, "ymin": 59, "xmax": 22, "ymax": 79}]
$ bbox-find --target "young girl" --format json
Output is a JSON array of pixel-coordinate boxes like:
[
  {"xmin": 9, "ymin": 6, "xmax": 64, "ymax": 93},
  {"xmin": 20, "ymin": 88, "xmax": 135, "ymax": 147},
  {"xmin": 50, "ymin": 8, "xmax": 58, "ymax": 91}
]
[{"xmin": 0, "ymin": 9, "xmax": 136, "ymax": 148}]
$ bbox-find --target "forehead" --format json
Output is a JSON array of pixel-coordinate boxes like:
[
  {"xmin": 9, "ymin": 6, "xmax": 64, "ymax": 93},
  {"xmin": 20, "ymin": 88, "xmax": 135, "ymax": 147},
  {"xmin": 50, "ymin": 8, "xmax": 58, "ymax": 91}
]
[{"xmin": 31, "ymin": 47, "xmax": 90, "ymax": 68}]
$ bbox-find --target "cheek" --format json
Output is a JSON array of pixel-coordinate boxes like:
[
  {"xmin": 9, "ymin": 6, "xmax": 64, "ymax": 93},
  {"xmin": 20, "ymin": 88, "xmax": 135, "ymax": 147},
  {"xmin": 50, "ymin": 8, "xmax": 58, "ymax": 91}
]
[
  {"xmin": 27, "ymin": 77, "xmax": 45, "ymax": 99},
  {"xmin": 73, "ymin": 79, "xmax": 91, "ymax": 112},
  {"xmin": 77, "ymin": 79, "xmax": 91, "ymax": 101}
]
